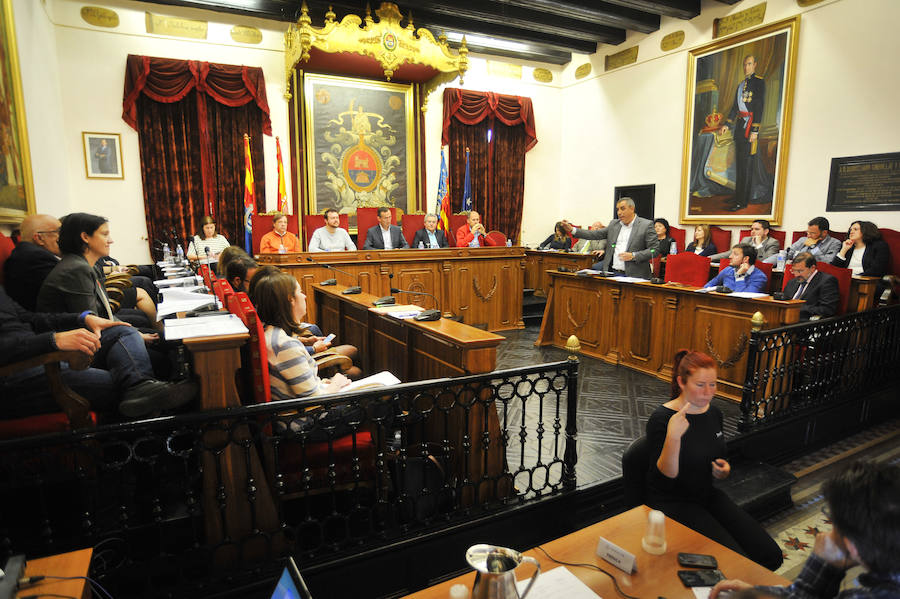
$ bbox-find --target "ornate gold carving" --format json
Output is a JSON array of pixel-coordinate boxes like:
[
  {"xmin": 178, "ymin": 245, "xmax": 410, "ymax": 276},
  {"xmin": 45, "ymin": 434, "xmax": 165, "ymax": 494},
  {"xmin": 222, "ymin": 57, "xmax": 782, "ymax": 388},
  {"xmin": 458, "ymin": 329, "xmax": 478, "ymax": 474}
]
[
  {"xmin": 566, "ymin": 335, "xmax": 581, "ymax": 357},
  {"xmin": 81, "ymin": 6, "xmax": 119, "ymax": 28},
  {"xmin": 605, "ymin": 46, "xmax": 638, "ymax": 71},
  {"xmin": 751, "ymin": 311, "xmax": 766, "ymax": 332},
  {"xmin": 665, "ymin": 296, "xmax": 679, "ymax": 310},
  {"xmin": 145, "ymin": 12, "xmax": 207, "ymax": 39},
  {"xmin": 231, "ymin": 25, "xmax": 262, "ymax": 45},
  {"xmin": 532, "ymin": 68, "xmax": 553, "ymax": 83},
  {"xmin": 566, "ymin": 299, "xmax": 590, "ymax": 329},
  {"xmin": 472, "ymin": 275, "xmax": 497, "ymax": 302},
  {"xmin": 705, "ymin": 323, "xmax": 749, "ymax": 369},
  {"xmin": 713, "ymin": 3, "xmax": 767, "ymax": 39},
  {"xmin": 487, "ymin": 61, "xmax": 522, "ymax": 79},
  {"xmin": 574, "ymin": 63, "xmax": 592, "ymax": 79},
  {"xmin": 284, "ymin": 2, "xmax": 468, "ymax": 100},
  {"xmin": 660, "ymin": 31, "xmax": 684, "ymax": 52}
]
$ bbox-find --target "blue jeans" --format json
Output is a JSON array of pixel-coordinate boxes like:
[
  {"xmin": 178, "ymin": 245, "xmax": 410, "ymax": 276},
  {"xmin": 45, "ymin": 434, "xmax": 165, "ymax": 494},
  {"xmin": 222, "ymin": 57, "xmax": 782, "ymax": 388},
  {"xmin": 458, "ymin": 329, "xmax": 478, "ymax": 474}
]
[{"xmin": 95, "ymin": 325, "xmax": 154, "ymax": 388}]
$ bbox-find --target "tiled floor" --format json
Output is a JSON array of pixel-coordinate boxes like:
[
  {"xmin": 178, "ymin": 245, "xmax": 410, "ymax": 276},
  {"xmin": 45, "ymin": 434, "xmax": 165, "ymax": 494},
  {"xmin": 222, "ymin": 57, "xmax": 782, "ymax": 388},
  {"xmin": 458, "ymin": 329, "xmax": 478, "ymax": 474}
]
[{"xmin": 495, "ymin": 324, "xmax": 743, "ymax": 487}]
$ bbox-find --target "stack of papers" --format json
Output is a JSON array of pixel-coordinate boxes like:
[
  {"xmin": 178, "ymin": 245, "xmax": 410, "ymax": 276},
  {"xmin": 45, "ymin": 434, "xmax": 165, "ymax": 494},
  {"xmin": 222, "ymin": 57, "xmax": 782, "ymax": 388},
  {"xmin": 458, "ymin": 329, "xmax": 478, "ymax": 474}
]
[
  {"xmin": 611, "ymin": 276, "xmax": 647, "ymax": 283},
  {"xmin": 157, "ymin": 287, "xmax": 218, "ymax": 318},
  {"xmin": 164, "ymin": 313, "xmax": 248, "ymax": 340},
  {"xmin": 515, "ymin": 567, "xmax": 600, "ymax": 598},
  {"xmin": 341, "ymin": 371, "xmax": 401, "ymax": 392},
  {"xmin": 370, "ymin": 304, "xmax": 424, "ymax": 320},
  {"xmin": 576, "ymin": 268, "xmax": 602, "ymax": 275}
]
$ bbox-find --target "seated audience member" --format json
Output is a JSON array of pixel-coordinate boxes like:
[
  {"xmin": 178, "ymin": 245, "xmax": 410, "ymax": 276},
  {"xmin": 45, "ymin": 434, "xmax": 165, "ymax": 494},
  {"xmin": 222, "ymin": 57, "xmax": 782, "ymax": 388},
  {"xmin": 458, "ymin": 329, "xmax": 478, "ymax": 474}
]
[
  {"xmin": 713, "ymin": 219, "xmax": 779, "ymax": 262},
  {"xmin": 784, "ymin": 252, "xmax": 840, "ymax": 321},
  {"xmin": 456, "ymin": 210, "xmax": 501, "ymax": 248},
  {"xmin": 217, "ymin": 245, "xmax": 248, "ymax": 280},
  {"xmin": 711, "ymin": 460, "xmax": 900, "ymax": 599},
  {"xmin": 831, "ymin": 220, "xmax": 891, "ymax": 277},
  {"xmin": 654, "ymin": 218, "xmax": 677, "ymax": 259},
  {"xmin": 260, "ymin": 212, "xmax": 301, "ymax": 254},
  {"xmin": 37, "ymin": 214, "xmax": 157, "ymax": 334},
  {"xmin": 226, "ymin": 255, "xmax": 259, "ymax": 294},
  {"xmin": 0, "ymin": 286, "xmax": 195, "ymax": 420},
  {"xmin": 572, "ymin": 221, "xmax": 607, "ymax": 259},
  {"xmin": 186, "ymin": 215, "xmax": 230, "ymax": 262},
  {"xmin": 308, "ymin": 208, "xmax": 355, "ymax": 252},
  {"xmin": 538, "ymin": 222, "xmax": 573, "ymax": 251},
  {"xmin": 4, "ymin": 214, "xmax": 61, "ymax": 310},
  {"xmin": 686, "ymin": 224, "xmax": 718, "ymax": 257},
  {"xmin": 411, "ymin": 213, "xmax": 449, "ymax": 249},
  {"xmin": 247, "ymin": 267, "xmax": 351, "ymax": 399},
  {"xmin": 776, "ymin": 216, "xmax": 842, "ymax": 264},
  {"xmin": 647, "ymin": 350, "xmax": 783, "ymax": 570},
  {"xmin": 363, "ymin": 207, "xmax": 409, "ymax": 250},
  {"xmin": 705, "ymin": 245, "xmax": 767, "ymax": 293}
]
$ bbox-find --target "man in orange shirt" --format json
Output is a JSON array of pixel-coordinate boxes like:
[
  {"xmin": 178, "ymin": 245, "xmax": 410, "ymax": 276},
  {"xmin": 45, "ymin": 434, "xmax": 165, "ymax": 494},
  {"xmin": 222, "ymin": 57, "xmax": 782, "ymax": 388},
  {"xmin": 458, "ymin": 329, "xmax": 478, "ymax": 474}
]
[
  {"xmin": 259, "ymin": 212, "xmax": 301, "ymax": 254},
  {"xmin": 455, "ymin": 210, "xmax": 501, "ymax": 248}
]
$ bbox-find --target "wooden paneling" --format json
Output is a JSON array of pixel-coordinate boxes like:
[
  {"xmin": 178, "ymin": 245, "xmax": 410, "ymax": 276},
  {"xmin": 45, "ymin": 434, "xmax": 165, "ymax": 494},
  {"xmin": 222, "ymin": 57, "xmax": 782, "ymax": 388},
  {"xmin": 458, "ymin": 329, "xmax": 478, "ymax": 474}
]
[
  {"xmin": 260, "ymin": 248, "xmax": 524, "ymax": 332},
  {"xmin": 524, "ymin": 250, "xmax": 595, "ymax": 296},
  {"xmin": 538, "ymin": 273, "xmax": 804, "ymax": 401}
]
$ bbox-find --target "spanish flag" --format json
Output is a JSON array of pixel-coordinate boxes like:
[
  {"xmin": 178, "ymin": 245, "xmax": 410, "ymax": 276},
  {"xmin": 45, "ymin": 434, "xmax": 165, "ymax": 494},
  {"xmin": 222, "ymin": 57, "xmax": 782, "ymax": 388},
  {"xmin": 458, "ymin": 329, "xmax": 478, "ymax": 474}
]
[
  {"xmin": 243, "ymin": 134, "xmax": 255, "ymax": 253},
  {"xmin": 276, "ymin": 137, "xmax": 288, "ymax": 214}
]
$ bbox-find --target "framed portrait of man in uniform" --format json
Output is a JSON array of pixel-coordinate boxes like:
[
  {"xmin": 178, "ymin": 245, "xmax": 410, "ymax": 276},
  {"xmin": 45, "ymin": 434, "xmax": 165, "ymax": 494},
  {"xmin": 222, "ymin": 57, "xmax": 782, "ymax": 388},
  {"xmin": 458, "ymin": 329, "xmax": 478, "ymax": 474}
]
[{"xmin": 679, "ymin": 17, "xmax": 800, "ymax": 226}]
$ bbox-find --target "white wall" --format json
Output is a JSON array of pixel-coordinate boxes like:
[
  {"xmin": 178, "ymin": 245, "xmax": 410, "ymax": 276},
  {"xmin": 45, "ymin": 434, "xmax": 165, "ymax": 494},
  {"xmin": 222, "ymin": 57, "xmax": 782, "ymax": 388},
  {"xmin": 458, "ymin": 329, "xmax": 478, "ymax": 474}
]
[{"xmin": 558, "ymin": 0, "xmax": 900, "ymax": 243}]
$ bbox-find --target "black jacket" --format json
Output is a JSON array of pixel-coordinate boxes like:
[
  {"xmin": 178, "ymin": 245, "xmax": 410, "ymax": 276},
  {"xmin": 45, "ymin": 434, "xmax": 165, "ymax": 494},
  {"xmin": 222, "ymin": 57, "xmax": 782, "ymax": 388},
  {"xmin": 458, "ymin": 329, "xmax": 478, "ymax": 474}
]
[
  {"xmin": 3, "ymin": 242, "xmax": 59, "ymax": 311},
  {"xmin": 831, "ymin": 239, "xmax": 891, "ymax": 277},
  {"xmin": 37, "ymin": 254, "xmax": 110, "ymax": 317},
  {"xmin": 363, "ymin": 224, "xmax": 409, "ymax": 250},
  {"xmin": 784, "ymin": 270, "xmax": 840, "ymax": 320},
  {"xmin": 538, "ymin": 234, "xmax": 572, "ymax": 251},
  {"xmin": 0, "ymin": 286, "xmax": 82, "ymax": 368},
  {"xmin": 685, "ymin": 241, "xmax": 718, "ymax": 257},
  {"xmin": 411, "ymin": 228, "xmax": 448, "ymax": 249}
]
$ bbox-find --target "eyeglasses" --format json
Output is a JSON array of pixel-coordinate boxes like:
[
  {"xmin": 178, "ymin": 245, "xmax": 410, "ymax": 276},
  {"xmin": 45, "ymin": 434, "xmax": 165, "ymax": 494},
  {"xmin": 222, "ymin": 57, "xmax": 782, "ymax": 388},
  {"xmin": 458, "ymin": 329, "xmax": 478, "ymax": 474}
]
[{"xmin": 37, "ymin": 229, "xmax": 60, "ymax": 236}]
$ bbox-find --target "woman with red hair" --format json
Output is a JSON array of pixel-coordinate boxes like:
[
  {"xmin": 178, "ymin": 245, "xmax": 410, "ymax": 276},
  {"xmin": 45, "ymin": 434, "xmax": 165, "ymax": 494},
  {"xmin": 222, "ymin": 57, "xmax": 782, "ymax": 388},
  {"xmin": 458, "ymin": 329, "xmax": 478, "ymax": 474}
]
[{"xmin": 645, "ymin": 350, "xmax": 782, "ymax": 570}]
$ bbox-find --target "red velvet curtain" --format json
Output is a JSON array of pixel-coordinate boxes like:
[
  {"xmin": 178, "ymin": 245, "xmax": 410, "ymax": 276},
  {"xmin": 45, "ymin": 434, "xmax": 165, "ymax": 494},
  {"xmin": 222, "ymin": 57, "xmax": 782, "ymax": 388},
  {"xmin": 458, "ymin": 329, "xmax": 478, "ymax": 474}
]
[
  {"xmin": 442, "ymin": 88, "xmax": 536, "ymax": 241},
  {"xmin": 123, "ymin": 55, "xmax": 270, "ymax": 253}
]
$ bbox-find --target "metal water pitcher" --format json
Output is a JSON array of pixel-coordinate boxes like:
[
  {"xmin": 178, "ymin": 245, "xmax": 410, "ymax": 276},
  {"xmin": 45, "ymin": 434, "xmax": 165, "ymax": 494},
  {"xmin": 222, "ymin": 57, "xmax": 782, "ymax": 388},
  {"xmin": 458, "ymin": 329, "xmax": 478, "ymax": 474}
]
[{"xmin": 466, "ymin": 544, "xmax": 541, "ymax": 599}]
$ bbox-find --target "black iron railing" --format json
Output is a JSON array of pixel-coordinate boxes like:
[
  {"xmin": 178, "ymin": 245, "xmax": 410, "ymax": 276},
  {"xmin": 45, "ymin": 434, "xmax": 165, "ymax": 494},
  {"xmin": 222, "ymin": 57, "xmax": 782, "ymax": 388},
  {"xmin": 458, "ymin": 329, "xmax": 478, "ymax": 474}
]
[
  {"xmin": 0, "ymin": 359, "xmax": 578, "ymax": 598},
  {"xmin": 739, "ymin": 303, "xmax": 900, "ymax": 430}
]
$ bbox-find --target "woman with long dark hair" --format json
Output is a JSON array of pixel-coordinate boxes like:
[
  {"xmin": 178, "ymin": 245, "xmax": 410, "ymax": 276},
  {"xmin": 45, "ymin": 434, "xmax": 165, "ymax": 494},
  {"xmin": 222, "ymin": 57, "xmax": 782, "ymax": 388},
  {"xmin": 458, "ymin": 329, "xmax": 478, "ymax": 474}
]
[{"xmin": 832, "ymin": 220, "xmax": 891, "ymax": 277}]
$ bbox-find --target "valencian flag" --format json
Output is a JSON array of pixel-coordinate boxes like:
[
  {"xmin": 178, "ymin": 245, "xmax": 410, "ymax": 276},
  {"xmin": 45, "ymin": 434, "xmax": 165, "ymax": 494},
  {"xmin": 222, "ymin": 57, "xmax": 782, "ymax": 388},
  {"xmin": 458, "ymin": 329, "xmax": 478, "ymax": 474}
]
[
  {"xmin": 276, "ymin": 137, "xmax": 288, "ymax": 214},
  {"xmin": 436, "ymin": 147, "xmax": 451, "ymax": 234},
  {"xmin": 462, "ymin": 147, "xmax": 472, "ymax": 212},
  {"xmin": 243, "ymin": 134, "xmax": 255, "ymax": 253}
]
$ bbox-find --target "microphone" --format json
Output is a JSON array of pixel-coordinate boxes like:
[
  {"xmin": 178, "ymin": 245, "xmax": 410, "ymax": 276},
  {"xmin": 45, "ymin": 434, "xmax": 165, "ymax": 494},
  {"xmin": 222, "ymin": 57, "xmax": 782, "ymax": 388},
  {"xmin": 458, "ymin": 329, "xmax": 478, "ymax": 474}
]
[
  {"xmin": 373, "ymin": 273, "xmax": 396, "ymax": 306},
  {"xmin": 304, "ymin": 256, "xmax": 361, "ymax": 294},
  {"xmin": 390, "ymin": 286, "xmax": 442, "ymax": 321}
]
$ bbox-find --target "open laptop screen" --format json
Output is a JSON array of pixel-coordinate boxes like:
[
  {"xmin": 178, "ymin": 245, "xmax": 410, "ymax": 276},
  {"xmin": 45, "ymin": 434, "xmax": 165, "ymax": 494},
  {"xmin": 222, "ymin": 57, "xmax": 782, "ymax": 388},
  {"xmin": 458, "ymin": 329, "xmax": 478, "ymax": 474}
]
[{"xmin": 269, "ymin": 557, "xmax": 312, "ymax": 599}]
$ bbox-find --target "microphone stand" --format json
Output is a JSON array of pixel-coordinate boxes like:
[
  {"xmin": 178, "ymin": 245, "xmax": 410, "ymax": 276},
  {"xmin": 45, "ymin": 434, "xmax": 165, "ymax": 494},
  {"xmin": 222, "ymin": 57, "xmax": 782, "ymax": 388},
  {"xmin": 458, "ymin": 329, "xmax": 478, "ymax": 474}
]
[
  {"xmin": 304, "ymin": 257, "xmax": 361, "ymax": 294},
  {"xmin": 390, "ymin": 287, "xmax": 442, "ymax": 321}
]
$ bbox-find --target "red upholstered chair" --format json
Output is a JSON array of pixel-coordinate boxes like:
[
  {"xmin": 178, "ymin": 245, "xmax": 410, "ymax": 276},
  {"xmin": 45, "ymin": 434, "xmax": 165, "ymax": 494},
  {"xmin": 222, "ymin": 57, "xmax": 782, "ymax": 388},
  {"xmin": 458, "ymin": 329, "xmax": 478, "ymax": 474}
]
[
  {"xmin": 356, "ymin": 207, "xmax": 401, "ymax": 249},
  {"xmin": 740, "ymin": 228, "xmax": 785, "ymax": 249},
  {"xmin": 0, "ymin": 231, "xmax": 14, "ymax": 285},
  {"xmin": 402, "ymin": 213, "xmax": 425, "ymax": 247},
  {"xmin": 303, "ymin": 213, "xmax": 350, "ymax": 247},
  {"xmin": 669, "ymin": 226, "xmax": 687, "ymax": 252},
  {"xmin": 879, "ymin": 228, "xmax": 900, "ymax": 275},
  {"xmin": 718, "ymin": 259, "xmax": 773, "ymax": 292},
  {"xmin": 212, "ymin": 278, "xmax": 234, "ymax": 307},
  {"xmin": 252, "ymin": 213, "xmax": 300, "ymax": 255},
  {"xmin": 664, "ymin": 253, "xmax": 711, "ymax": 287},
  {"xmin": 485, "ymin": 230, "xmax": 507, "ymax": 246},
  {"xmin": 816, "ymin": 262, "xmax": 853, "ymax": 315},
  {"xmin": 447, "ymin": 213, "xmax": 469, "ymax": 247},
  {"xmin": 227, "ymin": 292, "xmax": 270, "ymax": 404},
  {"xmin": 782, "ymin": 263, "xmax": 796, "ymax": 290},
  {"xmin": 709, "ymin": 226, "xmax": 732, "ymax": 255}
]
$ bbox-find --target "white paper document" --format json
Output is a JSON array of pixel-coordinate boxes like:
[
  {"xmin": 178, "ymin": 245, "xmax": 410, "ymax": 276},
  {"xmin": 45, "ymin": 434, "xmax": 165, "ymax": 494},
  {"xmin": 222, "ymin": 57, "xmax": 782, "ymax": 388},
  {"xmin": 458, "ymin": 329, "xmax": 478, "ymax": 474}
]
[
  {"xmin": 692, "ymin": 587, "xmax": 713, "ymax": 599},
  {"xmin": 576, "ymin": 269, "xmax": 602, "ymax": 275},
  {"xmin": 370, "ymin": 304, "xmax": 424, "ymax": 320},
  {"xmin": 341, "ymin": 371, "xmax": 401, "ymax": 392},
  {"xmin": 155, "ymin": 275, "xmax": 203, "ymax": 288},
  {"xmin": 164, "ymin": 313, "xmax": 247, "ymax": 340},
  {"xmin": 514, "ymin": 566, "xmax": 601, "ymax": 599},
  {"xmin": 729, "ymin": 291, "xmax": 769, "ymax": 298},
  {"xmin": 157, "ymin": 291, "xmax": 218, "ymax": 319},
  {"xmin": 611, "ymin": 276, "xmax": 647, "ymax": 283}
]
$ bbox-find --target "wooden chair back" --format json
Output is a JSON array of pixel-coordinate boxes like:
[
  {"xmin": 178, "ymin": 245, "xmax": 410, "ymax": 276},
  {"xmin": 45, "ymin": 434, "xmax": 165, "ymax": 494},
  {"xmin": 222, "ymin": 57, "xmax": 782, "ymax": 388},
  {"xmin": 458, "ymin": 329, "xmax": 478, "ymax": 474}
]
[{"xmin": 664, "ymin": 252, "xmax": 711, "ymax": 287}]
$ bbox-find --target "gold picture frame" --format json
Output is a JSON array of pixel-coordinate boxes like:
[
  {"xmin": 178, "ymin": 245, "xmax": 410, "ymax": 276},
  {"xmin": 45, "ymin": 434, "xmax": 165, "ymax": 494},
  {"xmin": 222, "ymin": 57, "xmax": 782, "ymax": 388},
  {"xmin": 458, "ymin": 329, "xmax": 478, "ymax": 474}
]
[
  {"xmin": 295, "ymin": 72, "xmax": 416, "ymax": 231},
  {"xmin": 680, "ymin": 16, "xmax": 800, "ymax": 226},
  {"xmin": 82, "ymin": 132, "xmax": 124, "ymax": 179},
  {"xmin": 0, "ymin": 0, "xmax": 35, "ymax": 224}
]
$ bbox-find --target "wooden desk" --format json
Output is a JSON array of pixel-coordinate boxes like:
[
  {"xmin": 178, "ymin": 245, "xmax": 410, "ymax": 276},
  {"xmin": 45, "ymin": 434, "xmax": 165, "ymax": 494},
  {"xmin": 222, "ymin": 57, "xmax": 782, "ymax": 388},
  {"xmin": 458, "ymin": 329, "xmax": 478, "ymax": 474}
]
[
  {"xmin": 16, "ymin": 548, "xmax": 92, "ymax": 598},
  {"xmin": 537, "ymin": 272, "xmax": 805, "ymax": 401},
  {"xmin": 404, "ymin": 506, "xmax": 789, "ymax": 599},
  {"xmin": 258, "ymin": 247, "xmax": 525, "ymax": 332},
  {"xmin": 769, "ymin": 271, "xmax": 881, "ymax": 314},
  {"xmin": 524, "ymin": 250, "xmax": 595, "ymax": 297}
]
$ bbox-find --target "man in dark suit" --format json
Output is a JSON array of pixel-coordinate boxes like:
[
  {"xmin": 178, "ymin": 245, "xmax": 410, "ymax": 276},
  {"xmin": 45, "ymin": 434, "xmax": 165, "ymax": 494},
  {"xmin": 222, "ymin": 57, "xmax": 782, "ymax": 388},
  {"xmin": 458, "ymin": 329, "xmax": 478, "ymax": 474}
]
[
  {"xmin": 3, "ymin": 214, "xmax": 62, "ymax": 311},
  {"xmin": 783, "ymin": 252, "xmax": 840, "ymax": 320},
  {"xmin": 719, "ymin": 54, "xmax": 766, "ymax": 212},
  {"xmin": 363, "ymin": 207, "xmax": 409, "ymax": 250},
  {"xmin": 411, "ymin": 213, "xmax": 448, "ymax": 249},
  {"xmin": 561, "ymin": 197, "xmax": 659, "ymax": 279}
]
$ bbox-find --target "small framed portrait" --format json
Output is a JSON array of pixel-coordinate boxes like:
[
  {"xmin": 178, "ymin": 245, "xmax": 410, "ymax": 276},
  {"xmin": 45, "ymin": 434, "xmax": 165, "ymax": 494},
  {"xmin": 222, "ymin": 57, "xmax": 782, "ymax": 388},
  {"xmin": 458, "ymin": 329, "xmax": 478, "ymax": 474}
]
[{"xmin": 82, "ymin": 132, "xmax": 123, "ymax": 179}]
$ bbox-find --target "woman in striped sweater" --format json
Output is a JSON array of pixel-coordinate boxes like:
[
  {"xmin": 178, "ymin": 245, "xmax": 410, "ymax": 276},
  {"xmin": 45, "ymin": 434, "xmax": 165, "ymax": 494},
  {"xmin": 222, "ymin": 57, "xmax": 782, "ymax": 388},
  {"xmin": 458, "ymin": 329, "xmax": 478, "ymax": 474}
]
[{"xmin": 249, "ymin": 267, "xmax": 350, "ymax": 399}]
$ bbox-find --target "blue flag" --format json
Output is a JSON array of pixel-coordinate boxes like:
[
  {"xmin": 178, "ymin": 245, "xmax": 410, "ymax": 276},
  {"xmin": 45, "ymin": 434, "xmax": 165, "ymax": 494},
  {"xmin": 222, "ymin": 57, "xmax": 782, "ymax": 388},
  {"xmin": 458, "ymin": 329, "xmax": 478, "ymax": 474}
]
[{"xmin": 462, "ymin": 147, "xmax": 472, "ymax": 212}]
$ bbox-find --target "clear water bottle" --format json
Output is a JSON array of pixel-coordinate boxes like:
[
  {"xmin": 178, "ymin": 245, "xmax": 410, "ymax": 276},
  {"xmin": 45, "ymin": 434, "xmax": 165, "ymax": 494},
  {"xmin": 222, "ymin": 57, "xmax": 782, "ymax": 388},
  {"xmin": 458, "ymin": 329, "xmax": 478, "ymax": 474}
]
[
  {"xmin": 176, "ymin": 244, "xmax": 184, "ymax": 264},
  {"xmin": 278, "ymin": 245, "xmax": 287, "ymax": 254},
  {"xmin": 162, "ymin": 243, "xmax": 171, "ymax": 263},
  {"xmin": 506, "ymin": 239, "xmax": 512, "ymax": 247},
  {"xmin": 776, "ymin": 250, "xmax": 786, "ymax": 272},
  {"xmin": 670, "ymin": 240, "xmax": 677, "ymax": 255},
  {"xmin": 418, "ymin": 241, "xmax": 425, "ymax": 249}
]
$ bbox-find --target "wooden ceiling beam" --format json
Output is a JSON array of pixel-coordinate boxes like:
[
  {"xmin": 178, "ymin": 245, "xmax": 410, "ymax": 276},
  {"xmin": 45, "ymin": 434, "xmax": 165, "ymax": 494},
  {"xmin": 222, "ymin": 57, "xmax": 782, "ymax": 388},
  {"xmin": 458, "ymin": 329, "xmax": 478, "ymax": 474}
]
[
  {"xmin": 487, "ymin": 0, "xmax": 660, "ymax": 34},
  {"xmin": 596, "ymin": 0, "xmax": 701, "ymax": 20}
]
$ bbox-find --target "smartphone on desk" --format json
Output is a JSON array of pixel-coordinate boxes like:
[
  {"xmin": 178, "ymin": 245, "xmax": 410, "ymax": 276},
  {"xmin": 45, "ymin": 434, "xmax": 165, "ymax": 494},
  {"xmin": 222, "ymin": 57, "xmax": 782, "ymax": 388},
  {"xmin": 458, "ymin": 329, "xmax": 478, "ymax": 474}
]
[
  {"xmin": 678, "ymin": 569, "xmax": 725, "ymax": 587},
  {"xmin": 677, "ymin": 552, "xmax": 718, "ymax": 569}
]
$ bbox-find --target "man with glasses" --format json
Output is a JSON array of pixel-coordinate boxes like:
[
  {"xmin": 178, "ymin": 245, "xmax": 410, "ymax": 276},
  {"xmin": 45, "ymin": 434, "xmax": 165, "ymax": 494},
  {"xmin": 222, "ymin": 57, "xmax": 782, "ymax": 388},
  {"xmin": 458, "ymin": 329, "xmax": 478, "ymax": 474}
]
[{"xmin": 4, "ymin": 214, "xmax": 62, "ymax": 310}]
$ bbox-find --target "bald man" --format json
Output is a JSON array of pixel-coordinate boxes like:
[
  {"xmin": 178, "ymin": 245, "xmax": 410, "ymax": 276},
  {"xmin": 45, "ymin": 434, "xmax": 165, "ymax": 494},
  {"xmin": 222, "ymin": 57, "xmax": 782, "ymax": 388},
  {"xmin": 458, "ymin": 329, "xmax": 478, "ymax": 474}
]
[{"xmin": 4, "ymin": 214, "xmax": 62, "ymax": 310}]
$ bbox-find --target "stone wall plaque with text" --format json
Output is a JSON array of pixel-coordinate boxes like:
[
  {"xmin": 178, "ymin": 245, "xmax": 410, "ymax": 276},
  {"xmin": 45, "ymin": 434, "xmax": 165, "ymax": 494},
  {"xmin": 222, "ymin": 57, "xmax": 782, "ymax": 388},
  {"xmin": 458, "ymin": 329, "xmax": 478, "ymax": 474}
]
[{"xmin": 826, "ymin": 152, "xmax": 900, "ymax": 211}]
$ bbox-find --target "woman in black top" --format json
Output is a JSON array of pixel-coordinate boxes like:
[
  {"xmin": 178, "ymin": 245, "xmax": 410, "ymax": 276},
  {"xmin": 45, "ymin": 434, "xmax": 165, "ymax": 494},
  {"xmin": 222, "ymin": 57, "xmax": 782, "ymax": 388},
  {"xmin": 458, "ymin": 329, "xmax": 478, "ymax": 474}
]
[
  {"xmin": 831, "ymin": 220, "xmax": 891, "ymax": 277},
  {"xmin": 538, "ymin": 222, "xmax": 573, "ymax": 251},
  {"xmin": 685, "ymin": 224, "xmax": 718, "ymax": 257},
  {"xmin": 646, "ymin": 350, "xmax": 782, "ymax": 570},
  {"xmin": 654, "ymin": 218, "xmax": 677, "ymax": 258}
]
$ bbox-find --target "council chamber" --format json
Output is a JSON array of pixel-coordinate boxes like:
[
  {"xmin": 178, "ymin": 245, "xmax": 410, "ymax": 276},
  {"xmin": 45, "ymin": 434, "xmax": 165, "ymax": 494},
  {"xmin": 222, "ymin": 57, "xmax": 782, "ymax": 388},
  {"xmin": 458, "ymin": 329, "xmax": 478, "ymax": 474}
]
[{"xmin": 1, "ymin": 0, "xmax": 899, "ymax": 597}]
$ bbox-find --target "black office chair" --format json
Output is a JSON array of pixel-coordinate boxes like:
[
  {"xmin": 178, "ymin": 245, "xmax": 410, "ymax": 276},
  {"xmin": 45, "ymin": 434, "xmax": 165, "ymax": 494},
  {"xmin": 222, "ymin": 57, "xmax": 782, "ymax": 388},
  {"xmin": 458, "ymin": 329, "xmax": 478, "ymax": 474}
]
[{"xmin": 621, "ymin": 436, "xmax": 650, "ymax": 508}]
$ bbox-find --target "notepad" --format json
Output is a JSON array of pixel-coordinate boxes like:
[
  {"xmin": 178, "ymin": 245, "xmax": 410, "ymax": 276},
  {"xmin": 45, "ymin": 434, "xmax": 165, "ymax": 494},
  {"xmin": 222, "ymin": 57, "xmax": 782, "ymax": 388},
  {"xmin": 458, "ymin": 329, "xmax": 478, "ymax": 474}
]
[
  {"xmin": 164, "ymin": 313, "xmax": 247, "ymax": 340},
  {"xmin": 514, "ymin": 566, "xmax": 600, "ymax": 599}
]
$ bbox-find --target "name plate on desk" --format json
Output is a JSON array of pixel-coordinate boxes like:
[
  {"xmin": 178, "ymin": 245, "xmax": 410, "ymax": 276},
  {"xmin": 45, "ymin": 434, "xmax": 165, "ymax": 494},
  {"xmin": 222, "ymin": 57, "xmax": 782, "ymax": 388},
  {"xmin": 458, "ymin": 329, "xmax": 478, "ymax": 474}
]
[{"xmin": 596, "ymin": 536, "xmax": 637, "ymax": 573}]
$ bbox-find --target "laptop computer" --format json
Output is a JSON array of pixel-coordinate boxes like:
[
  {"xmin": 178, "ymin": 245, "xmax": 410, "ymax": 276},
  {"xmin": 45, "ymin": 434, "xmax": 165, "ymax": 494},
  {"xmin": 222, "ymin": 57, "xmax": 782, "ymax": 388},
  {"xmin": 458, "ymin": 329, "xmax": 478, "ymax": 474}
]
[{"xmin": 269, "ymin": 557, "xmax": 312, "ymax": 599}]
